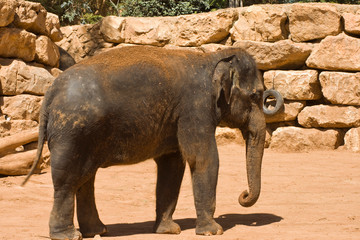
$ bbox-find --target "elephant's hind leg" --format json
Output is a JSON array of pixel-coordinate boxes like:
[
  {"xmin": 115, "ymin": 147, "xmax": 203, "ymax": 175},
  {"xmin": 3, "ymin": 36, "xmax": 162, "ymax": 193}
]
[
  {"xmin": 76, "ymin": 174, "xmax": 107, "ymax": 237},
  {"xmin": 49, "ymin": 168, "xmax": 82, "ymax": 240},
  {"xmin": 154, "ymin": 151, "xmax": 185, "ymax": 234}
]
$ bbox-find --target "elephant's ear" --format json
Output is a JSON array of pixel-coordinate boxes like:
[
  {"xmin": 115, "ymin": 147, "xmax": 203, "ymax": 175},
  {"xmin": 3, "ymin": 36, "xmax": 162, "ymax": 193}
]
[{"xmin": 213, "ymin": 56, "xmax": 237, "ymax": 105}]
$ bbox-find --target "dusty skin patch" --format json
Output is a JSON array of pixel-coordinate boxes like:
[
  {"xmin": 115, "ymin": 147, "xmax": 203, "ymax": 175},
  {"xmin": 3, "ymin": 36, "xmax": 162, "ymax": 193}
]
[{"xmin": 0, "ymin": 143, "xmax": 359, "ymax": 240}]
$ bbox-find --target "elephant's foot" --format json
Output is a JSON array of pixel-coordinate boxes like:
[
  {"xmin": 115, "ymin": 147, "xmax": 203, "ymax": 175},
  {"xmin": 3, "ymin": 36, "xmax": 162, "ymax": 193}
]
[
  {"xmin": 196, "ymin": 220, "xmax": 223, "ymax": 236},
  {"xmin": 79, "ymin": 222, "xmax": 108, "ymax": 238},
  {"xmin": 50, "ymin": 228, "xmax": 82, "ymax": 240},
  {"xmin": 154, "ymin": 220, "xmax": 181, "ymax": 234}
]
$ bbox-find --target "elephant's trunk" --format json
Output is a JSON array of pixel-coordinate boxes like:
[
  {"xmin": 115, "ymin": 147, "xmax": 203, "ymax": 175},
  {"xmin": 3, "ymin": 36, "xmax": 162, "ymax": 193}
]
[{"xmin": 239, "ymin": 105, "xmax": 266, "ymax": 207}]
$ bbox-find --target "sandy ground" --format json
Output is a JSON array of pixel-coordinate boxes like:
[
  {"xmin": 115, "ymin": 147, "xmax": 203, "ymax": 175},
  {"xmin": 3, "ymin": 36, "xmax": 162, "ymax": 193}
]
[{"xmin": 0, "ymin": 143, "xmax": 359, "ymax": 240}]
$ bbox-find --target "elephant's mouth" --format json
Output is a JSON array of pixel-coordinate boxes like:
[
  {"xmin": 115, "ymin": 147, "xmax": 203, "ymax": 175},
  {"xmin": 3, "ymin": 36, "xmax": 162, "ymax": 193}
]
[{"xmin": 262, "ymin": 89, "xmax": 284, "ymax": 116}]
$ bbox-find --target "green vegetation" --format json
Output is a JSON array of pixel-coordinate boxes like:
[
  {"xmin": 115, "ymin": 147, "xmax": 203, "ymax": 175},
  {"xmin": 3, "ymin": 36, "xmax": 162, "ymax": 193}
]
[{"xmin": 30, "ymin": 0, "xmax": 359, "ymax": 25}]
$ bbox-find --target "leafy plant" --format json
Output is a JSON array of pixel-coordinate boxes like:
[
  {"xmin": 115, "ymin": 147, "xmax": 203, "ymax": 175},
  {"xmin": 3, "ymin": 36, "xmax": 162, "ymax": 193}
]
[
  {"xmin": 81, "ymin": 13, "xmax": 103, "ymax": 24},
  {"xmin": 28, "ymin": 0, "xmax": 360, "ymax": 26},
  {"xmin": 120, "ymin": 0, "xmax": 211, "ymax": 17},
  {"xmin": 60, "ymin": 0, "xmax": 92, "ymax": 24}
]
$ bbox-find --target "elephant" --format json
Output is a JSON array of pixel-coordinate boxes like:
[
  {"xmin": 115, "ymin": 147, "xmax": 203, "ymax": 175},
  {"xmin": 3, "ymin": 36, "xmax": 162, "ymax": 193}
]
[{"xmin": 23, "ymin": 45, "xmax": 270, "ymax": 240}]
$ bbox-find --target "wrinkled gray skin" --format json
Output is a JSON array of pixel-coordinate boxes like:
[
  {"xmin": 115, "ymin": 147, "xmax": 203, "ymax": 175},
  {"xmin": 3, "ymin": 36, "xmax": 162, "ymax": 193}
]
[{"xmin": 23, "ymin": 46, "xmax": 266, "ymax": 240}]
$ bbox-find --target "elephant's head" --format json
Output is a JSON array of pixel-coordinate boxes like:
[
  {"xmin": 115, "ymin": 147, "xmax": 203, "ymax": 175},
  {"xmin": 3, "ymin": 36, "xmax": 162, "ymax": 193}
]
[{"xmin": 213, "ymin": 50, "xmax": 266, "ymax": 207}]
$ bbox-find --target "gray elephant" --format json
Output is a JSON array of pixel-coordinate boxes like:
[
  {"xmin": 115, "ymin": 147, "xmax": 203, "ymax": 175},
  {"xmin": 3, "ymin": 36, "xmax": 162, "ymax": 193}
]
[{"xmin": 24, "ymin": 45, "xmax": 270, "ymax": 240}]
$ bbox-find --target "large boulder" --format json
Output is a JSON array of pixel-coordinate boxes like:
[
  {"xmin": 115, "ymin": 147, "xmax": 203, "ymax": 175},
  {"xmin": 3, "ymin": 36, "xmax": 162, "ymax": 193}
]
[
  {"xmin": 233, "ymin": 40, "xmax": 312, "ymax": 70},
  {"xmin": 270, "ymin": 126, "xmax": 343, "ymax": 152},
  {"xmin": 215, "ymin": 127, "xmax": 245, "ymax": 145},
  {"xmin": 265, "ymin": 100, "xmax": 306, "ymax": 123},
  {"xmin": 100, "ymin": 16, "xmax": 125, "ymax": 43},
  {"xmin": 164, "ymin": 9, "xmax": 237, "ymax": 47},
  {"xmin": 0, "ymin": 120, "xmax": 38, "ymax": 137},
  {"xmin": 0, "ymin": 28, "xmax": 36, "ymax": 62},
  {"xmin": 199, "ymin": 43, "xmax": 232, "ymax": 53},
  {"xmin": 57, "ymin": 23, "xmax": 114, "ymax": 62},
  {"xmin": 101, "ymin": 9, "xmax": 237, "ymax": 47},
  {"xmin": 0, "ymin": 95, "xmax": 43, "ymax": 121},
  {"xmin": 45, "ymin": 12, "xmax": 63, "ymax": 42},
  {"xmin": 288, "ymin": 3, "xmax": 341, "ymax": 42},
  {"xmin": 120, "ymin": 17, "xmax": 173, "ymax": 46},
  {"xmin": 298, "ymin": 105, "xmax": 360, "ymax": 128},
  {"xmin": 230, "ymin": 5, "xmax": 288, "ymax": 42},
  {"xmin": 0, "ymin": 0, "xmax": 17, "ymax": 27},
  {"xmin": 344, "ymin": 127, "xmax": 360, "ymax": 153},
  {"xmin": 35, "ymin": 35, "xmax": 60, "ymax": 67},
  {"xmin": 13, "ymin": 0, "xmax": 47, "ymax": 36},
  {"xmin": 306, "ymin": 33, "xmax": 360, "ymax": 71},
  {"xmin": 319, "ymin": 72, "xmax": 360, "ymax": 106},
  {"xmin": 343, "ymin": 11, "xmax": 360, "ymax": 35},
  {"xmin": 264, "ymin": 70, "xmax": 321, "ymax": 100},
  {"xmin": 0, "ymin": 58, "xmax": 54, "ymax": 96}
]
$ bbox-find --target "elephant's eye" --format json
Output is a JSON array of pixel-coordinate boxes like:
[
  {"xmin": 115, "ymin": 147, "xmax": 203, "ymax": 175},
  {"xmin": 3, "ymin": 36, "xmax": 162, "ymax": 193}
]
[{"xmin": 250, "ymin": 91, "xmax": 262, "ymax": 102}]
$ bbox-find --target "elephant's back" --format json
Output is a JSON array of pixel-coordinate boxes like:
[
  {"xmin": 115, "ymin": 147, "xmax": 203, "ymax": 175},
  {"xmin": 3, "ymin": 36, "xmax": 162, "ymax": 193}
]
[{"xmin": 79, "ymin": 45, "xmax": 204, "ymax": 76}]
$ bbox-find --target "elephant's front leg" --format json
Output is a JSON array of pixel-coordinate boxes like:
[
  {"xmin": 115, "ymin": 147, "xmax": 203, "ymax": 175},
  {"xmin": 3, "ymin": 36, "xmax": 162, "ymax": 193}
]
[
  {"xmin": 154, "ymin": 151, "xmax": 185, "ymax": 234},
  {"xmin": 189, "ymin": 146, "xmax": 223, "ymax": 235},
  {"xmin": 178, "ymin": 126, "xmax": 223, "ymax": 235}
]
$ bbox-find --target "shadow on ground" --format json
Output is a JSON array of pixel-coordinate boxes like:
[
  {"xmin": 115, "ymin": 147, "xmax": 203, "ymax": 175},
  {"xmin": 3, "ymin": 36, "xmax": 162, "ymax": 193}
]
[{"xmin": 104, "ymin": 213, "xmax": 283, "ymax": 237}]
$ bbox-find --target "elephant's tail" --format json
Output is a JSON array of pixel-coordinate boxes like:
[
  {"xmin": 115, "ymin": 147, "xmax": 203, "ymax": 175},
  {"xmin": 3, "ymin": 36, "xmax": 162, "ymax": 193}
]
[{"xmin": 21, "ymin": 103, "xmax": 48, "ymax": 187}]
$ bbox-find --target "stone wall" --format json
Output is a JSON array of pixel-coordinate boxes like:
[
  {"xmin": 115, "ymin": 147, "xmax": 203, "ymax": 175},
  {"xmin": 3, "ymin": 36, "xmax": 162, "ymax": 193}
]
[
  {"xmin": 0, "ymin": 0, "xmax": 62, "ymax": 139},
  {"xmin": 1, "ymin": 1, "xmax": 360, "ymax": 158},
  {"xmin": 0, "ymin": 0, "xmax": 61, "ymax": 175}
]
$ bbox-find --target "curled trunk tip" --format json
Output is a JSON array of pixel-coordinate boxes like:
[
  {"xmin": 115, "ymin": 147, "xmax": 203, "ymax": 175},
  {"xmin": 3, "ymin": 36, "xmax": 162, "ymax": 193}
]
[{"xmin": 238, "ymin": 190, "xmax": 259, "ymax": 208}]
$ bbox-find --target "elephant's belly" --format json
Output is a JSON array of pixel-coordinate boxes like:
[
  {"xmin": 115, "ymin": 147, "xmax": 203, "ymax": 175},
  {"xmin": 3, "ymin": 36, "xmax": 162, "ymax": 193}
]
[{"xmin": 99, "ymin": 136, "xmax": 179, "ymax": 167}]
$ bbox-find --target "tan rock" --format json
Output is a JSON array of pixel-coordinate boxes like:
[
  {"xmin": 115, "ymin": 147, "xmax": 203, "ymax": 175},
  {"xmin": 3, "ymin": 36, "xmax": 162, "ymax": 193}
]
[
  {"xmin": 199, "ymin": 44, "xmax": 232, "ymax": 53},
  {"xmin": 13, "ymin": 0, "xmax": 47, "ymax": 36},
  {"xmin": 306, "ymin": 33, "xmax": 360, "ymax": 71},
  {"xmin": 289, "ymin": 3, "xmax": 341, "ymax": 42},
  {"xmin": 172, "ymin": 9, "xmax": 237, "ymax": 47},
  {"xmin": 0, "ymin": 149, "xmax": 39, "ymax": 176},
  {"xmin": 343, "ymin": 11, "xmax": 360, "ymax": 35},
  {"xmin": 230, "ymin": 5, "xmax": 288, "ymax": 42},
  {"xmin": 57, "ymin": 23, "xmax": 113, "ymax": 62},
  {"xmin": 270, "ymin": 126, "xmax": 343, "ymax": 152},
  {"xmin": 163, "ymin": 44, "xmax": 203, "ymax": 53},
  {"xmin": 122, "ymin": 17, "xmax": 172, "ymax": 46},
  {"xmin": 344, "ymin": 127, "xmax": 360, "ymax": 153},
  {"xmin": 215, "ymin": 127, "xmax": 245, "ymax": 145},
  {"xmin": 0, "ymin": 120, "xmax": 38, "ymax": 137},
  {"xmin": 0, "ymin": 28, "xmax": 36, "ymax": 62},
  {"xmin": 100, "ymin": 16, "xmax": 125, "ymax": 43},
  {"xmin": 101, "ymin": 9, "xmax": 236, "ymax": 47},
  {"xmin": 0, "ymin": 58, "xmax": 54, "ymax": 95},
  {"xmin": 35, "ymin": 35, "xmax": 60, "ymax": 67},
  {"xmin": 298, "ymin": 105, "xmax": 360, "ymax": 128},
  {"xmin": 56, "ymin": 26, "xmax": 85, "ymax": 62},
  {"xmin": 319, "ymin": 72, "xmax": 360, "ymax": 106},
  {"xmin": 264, "ymin": 70, "xmax": 321, "ymax": 100},
  {"xmin": 49, "ymin": 67, "xmax": 63, "ymax": 78},
  {"xmin": 0, "ymin": 95, "xmax": 43, "ymax": 121},
  {"xmin": 233, "ymin": 40, "xmax": 312, "ymax": 70},
  {"xmin": 45, "ymin": 12, "xmax": 63, "ymax": 42},
  {"xmin": 0, "ymin": 0, "xmax": 17, "ymax": 27},
  {"xmin": 265, "ymin": 100, "xmax": 306, "ymax": 123}
]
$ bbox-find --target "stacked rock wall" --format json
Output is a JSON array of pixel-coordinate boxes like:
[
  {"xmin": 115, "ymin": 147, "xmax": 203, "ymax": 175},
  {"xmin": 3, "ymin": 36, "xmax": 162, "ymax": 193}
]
[
  {"xmin": 0, "ymin": 0, "xmax": 61, "ymax": 175},
  {"xmin": 1, "ymin": 1, "xmax": 360, "ymax": 155},
  {"xmin": 0, "ymin": 0, "xmax": 62, "ymax": 137}
]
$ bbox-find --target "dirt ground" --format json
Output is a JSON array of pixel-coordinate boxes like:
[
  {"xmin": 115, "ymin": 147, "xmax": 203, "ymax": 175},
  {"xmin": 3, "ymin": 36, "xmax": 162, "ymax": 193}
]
[{"xmin": 0, "ymin": 143, "xmax": 359, "ymax": 240}]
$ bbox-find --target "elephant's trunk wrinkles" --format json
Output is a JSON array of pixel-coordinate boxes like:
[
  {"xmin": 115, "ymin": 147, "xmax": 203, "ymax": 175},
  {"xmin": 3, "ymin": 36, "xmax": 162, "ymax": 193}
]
[{"xmin": 239, "ymin": 107, "xmax": 266, "ymax": 208}]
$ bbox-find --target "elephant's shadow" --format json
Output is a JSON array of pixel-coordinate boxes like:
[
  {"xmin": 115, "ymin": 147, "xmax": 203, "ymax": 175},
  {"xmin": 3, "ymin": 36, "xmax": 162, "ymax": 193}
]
[{"xmin": 104, "ymin": 213, "xmax": 283, "ymax": 237}]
